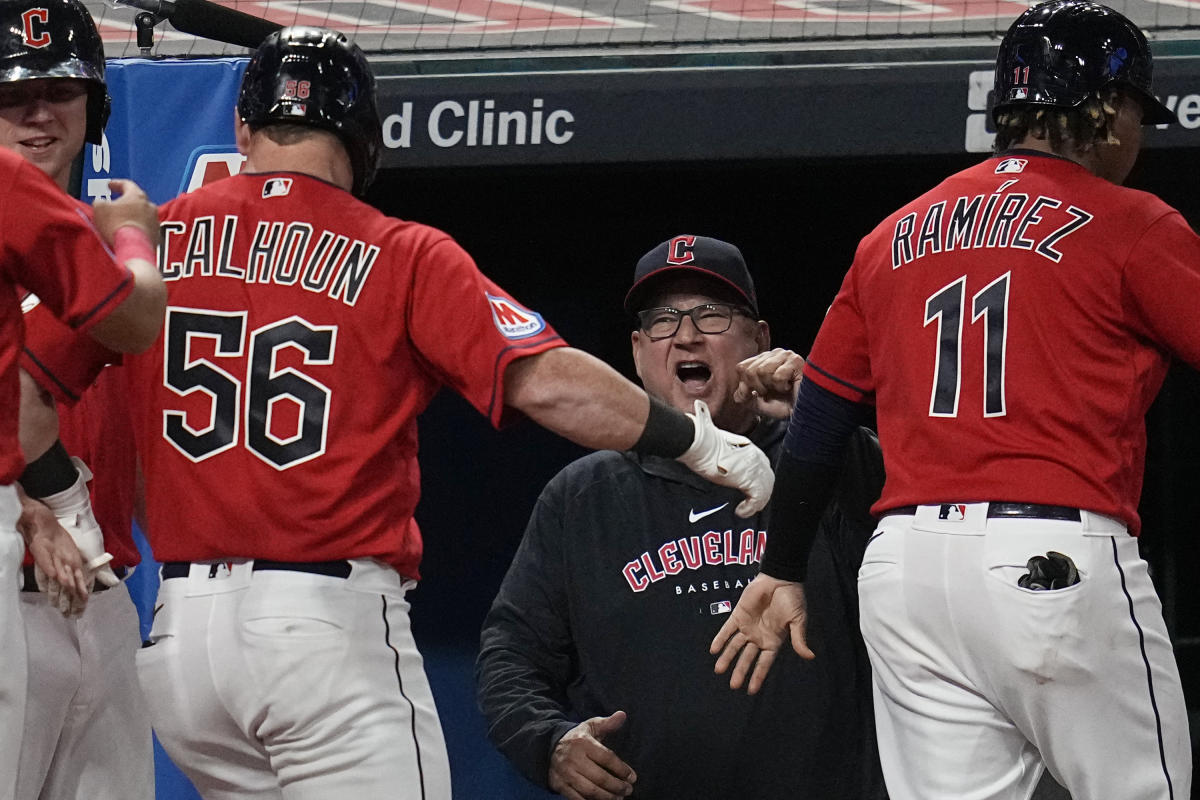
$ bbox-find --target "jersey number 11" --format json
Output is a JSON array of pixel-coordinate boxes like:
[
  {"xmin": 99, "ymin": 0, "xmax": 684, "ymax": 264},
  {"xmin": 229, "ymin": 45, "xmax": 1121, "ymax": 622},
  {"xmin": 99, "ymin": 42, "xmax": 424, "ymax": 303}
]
[{"xmin": 923, "ymin": 272, "xmax": 1009, "ymax": 418}]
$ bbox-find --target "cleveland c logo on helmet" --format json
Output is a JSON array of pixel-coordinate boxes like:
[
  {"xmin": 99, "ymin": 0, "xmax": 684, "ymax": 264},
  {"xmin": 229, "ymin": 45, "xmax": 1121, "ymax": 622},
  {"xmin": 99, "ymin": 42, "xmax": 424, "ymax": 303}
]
[
  {"xmin": 1, "ymin": 0, "xmax": 110, "ymax": 144},
  {"xmin": 20, "ymin": 8, "xmax": 50, "ymax": 48}
]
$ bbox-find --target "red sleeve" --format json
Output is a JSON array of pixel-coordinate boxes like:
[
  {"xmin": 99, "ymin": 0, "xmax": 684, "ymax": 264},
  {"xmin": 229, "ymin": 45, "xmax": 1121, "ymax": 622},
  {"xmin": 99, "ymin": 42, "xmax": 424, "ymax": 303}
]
[
  {"xmin": 804, "ymin": 249, "xmax": 874, "ymax": 403},
  {"xmin": 407, "ymin": 236, "xmax": 565, "ymax": 427},
  {"xmin": 1122, "ymin": 211, "xmax": 1200, "ymax": 370},
  {"xmin": 20, "ymin": 296, "xmax": 122, "ymax": 405},
  {"xmin": 0, "ymin": 154, "xmax": 133, "ymax": 334}
]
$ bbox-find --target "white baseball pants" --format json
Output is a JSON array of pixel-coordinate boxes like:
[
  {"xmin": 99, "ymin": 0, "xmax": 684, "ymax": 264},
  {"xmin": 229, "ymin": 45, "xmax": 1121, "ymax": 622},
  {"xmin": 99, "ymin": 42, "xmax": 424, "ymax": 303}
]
[
  {"xmin": 0, "ymin": 485, "xmax": 24, "ymax": 800},
  {"xmin": 859, "ymin": 503, "xmax": 1191, "ymax": 800},
  {"xmin": 16, "ymin": 582, "xmax": 153, "ymax": 800},
  {"xmin": 136, "ymin": 559, "xmax": 451, "ymax": 800}
]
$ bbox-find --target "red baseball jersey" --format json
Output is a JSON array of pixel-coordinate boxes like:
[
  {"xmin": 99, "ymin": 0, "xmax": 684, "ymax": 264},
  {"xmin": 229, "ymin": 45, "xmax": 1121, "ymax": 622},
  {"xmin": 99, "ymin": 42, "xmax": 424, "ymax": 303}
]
[
  {"xmin": 805, "ymin": 152, "xmax": 1200, "ymax": 534},
  {"xmin": 0, "ymin": 149, "xmax": 134, "ymax": 484},
  {"xmin": 22, "ymin": 289, "xmax": 121, "ymax": 405},
  {"xmin": 19, "ymin": 203, "xmax": 137, "ymax": 567},
  {"xmin": 126, "ymin": 172, "xmax": 565, "ymax": 577}
]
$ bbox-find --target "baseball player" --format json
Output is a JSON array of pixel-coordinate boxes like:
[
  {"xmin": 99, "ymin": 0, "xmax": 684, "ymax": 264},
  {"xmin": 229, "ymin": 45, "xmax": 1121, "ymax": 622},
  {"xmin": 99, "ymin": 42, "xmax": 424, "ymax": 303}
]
[
  {"xmin": 712, "ymin": 2, "xmax": 1197, "ymax": 798},
  {"xmin": 0, "ymin": 132, "xmax": 161, "ymax": 800},
  {"xmin": 0, "ymin": 0, "xmax": 157, "ymax": 795},
  {"xmin": 126, "ymin": 27, "xmax": 771, "ymax": 800}
]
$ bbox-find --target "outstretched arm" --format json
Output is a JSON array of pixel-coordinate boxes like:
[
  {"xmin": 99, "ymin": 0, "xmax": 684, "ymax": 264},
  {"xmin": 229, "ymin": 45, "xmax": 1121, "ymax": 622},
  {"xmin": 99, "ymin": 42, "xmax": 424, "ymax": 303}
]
[
  {"xmin": 711, "ymin": 378, "xmax": 870, "ymax": 691},
  {"xmin": 504, "ymin": 347, "xmax": 773, "ymax": 516},
  {"xmin": 502, "ymin": 347, "xmax": 652, "ymax": 451}
]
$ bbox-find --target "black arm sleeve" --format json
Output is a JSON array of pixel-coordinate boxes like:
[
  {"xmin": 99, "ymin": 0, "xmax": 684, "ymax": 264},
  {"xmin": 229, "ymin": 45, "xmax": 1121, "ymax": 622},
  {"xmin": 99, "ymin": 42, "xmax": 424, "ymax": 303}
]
[
  {"xmin": 475, "ymin": 485, "xmax": 579, "ymax": 789},
  {"xmin": 761, "ymin": 380, "xmax": 871, "ymax": 581}
]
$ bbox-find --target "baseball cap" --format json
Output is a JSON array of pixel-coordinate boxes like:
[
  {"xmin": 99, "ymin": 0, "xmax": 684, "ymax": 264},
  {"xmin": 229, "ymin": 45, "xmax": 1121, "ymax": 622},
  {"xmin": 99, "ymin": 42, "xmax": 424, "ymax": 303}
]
[{"xmin": 624, "ymin": 235, "xmax": 759, "ymax": 316}]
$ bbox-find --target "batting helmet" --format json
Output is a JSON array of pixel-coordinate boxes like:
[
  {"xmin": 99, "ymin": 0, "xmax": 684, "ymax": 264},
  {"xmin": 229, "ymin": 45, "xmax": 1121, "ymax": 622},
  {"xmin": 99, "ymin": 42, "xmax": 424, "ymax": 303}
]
[
  {"xmin": 992, "ymin": 0, "xmax": 1173, "ymax": 126},
  {"xmin": 238, "ymin": 26, "xmax": 382, "ymax": 197},
  {"xmin": 0, "ymin": 0, "xmax": 110, "ymax": 144}
]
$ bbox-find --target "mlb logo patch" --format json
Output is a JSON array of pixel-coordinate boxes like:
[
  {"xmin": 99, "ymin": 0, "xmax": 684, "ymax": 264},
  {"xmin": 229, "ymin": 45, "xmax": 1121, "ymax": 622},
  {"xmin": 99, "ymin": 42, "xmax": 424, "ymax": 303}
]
[
  {"xmin": 995, "ymin": 158, "xmax": 1027, "ymax": 174},
  {"xmin": 286, "ymin": 104, "xmax": 308, "ymax": 117},
  {"xmin": 487, "ymin": 294, "xmax": 547, "ymax": 339},
  {"xmin": 710, "ymin": 600, "xmax": 732, "ymax": 615},
  {"xmin": 262, "ymin": 178, "xmax": 293, "ymax": 199},
  {"xmin": 1014, "ymin": 88, "xmax": 1029, "ymax": 100},
  {"xmin": 938, "ymin": 504, "xmax": 968, "ymax": 522}
]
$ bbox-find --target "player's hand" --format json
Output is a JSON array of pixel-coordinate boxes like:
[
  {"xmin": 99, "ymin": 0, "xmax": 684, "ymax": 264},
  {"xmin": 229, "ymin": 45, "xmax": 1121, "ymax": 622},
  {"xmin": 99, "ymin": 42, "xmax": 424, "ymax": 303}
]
[
  {"xmin": 15, "ymin": 487, "xmax": 89, "ymax": 617},
  {"xmin": 55, "ymin": 459, "xmax": 120, "ymax": 589},
  {"xmin": 734, "ymin": 349, "xmax": 805, "ymax": 419},
  {"xmin": 549, "ymin": 711, "xmax": 636, "ymax": 800},
  {"xmin": 37, "ymin": 459, "xmax": 121, "ymax": 594},
  {"xmin": 677, "ymin": 400, "xmax": 775, "ymax": 517},
  {"xmin": 93, "ymin": 179, "xmax": 161, "ymax": 247},
  {"xmin": 710, "ymin": 574, "xmax": 812, "ymax": 694}
]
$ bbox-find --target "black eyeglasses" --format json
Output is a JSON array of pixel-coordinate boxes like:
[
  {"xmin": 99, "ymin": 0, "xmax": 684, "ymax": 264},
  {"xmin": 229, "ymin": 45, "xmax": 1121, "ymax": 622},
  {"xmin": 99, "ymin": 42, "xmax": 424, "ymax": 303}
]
[{"xmin": 637, "ymin": 303, "xmax": 752, "ymax": 341}]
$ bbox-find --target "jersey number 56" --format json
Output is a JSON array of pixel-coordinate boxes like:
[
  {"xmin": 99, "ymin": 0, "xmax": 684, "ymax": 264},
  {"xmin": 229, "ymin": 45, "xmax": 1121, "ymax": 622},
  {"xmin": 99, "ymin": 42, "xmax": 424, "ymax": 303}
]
[{"xmin": 162, "ymin": 307, "xmax": 336, "ymax": 470}]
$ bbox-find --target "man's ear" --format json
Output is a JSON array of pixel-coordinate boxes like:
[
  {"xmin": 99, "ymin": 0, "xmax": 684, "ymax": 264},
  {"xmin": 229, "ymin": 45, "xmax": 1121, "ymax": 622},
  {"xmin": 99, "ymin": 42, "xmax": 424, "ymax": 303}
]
[
  {"xmin": 756, "ymin": 320, "xmax": 771, "ymax": 354},
  {"xmin": 234, "ymin": 112, "xmax": 252, "ymax": 155}
]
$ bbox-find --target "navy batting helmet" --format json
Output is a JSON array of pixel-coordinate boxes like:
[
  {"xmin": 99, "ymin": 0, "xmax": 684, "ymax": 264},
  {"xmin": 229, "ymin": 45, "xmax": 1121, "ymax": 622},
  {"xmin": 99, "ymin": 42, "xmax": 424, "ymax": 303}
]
[
  {"xmin": 992, "ymin": 0, "xmax": 1173, "ymax": 126},
  {"xmin": 237, "ymin": 26, "xmax": 381, "ymax": 196},
  {"xmin": 0, "ymin": 0, "xmax": 110, "ymax": 144}
]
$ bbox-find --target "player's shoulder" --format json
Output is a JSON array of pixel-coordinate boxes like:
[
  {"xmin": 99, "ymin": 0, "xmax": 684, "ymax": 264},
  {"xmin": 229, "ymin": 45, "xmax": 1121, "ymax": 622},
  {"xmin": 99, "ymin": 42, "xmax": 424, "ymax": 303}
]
[{"xmin": 1106, "ymin": 181, "xmax": 1181, "ymax": 223}]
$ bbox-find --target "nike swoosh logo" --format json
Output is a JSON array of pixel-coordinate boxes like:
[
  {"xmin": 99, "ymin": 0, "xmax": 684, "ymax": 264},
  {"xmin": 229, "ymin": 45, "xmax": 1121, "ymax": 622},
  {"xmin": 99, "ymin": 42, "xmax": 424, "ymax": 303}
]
[{"xmin": 689, "ymin": 503, "xmax": 729, "ymax": 523}]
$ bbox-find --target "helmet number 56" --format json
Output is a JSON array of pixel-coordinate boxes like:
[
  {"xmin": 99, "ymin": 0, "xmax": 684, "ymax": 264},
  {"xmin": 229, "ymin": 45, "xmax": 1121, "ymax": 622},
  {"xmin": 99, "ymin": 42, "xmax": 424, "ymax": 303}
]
[{"xmin": 283, "ymin": 80, "xmax": 311, "ymax": 99}]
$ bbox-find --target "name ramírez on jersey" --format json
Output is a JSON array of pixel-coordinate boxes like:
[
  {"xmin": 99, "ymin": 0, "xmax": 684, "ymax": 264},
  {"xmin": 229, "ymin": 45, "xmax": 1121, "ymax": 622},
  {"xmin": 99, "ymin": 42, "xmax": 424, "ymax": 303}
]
[
  {"xmin": 623, "ymin": 528, "xmax": 766, "ymax": 592},
  {"xmin": 158, "ymin": 216, "xmax": 378, "ymax": 307},
  {"xmin": 891, "ymin": 189, "xmax": 1093, "ymax": 269}
]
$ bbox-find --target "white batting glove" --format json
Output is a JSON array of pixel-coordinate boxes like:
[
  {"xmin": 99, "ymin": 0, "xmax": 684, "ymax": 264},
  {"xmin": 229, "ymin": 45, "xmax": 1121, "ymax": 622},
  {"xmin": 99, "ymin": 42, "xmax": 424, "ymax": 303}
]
[
  {"xmin": 676, "ymin": 400, "xmax": 775, "ymax": 517},
  {"xmin": 38, "ymin": 458, "xmax": 120, "ymax": 590}
]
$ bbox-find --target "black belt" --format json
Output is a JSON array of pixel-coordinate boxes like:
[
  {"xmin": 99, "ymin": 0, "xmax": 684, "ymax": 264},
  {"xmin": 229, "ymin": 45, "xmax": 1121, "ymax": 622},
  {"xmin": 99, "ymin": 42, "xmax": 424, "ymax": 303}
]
[
  {"xmin": 161, "ymin": 560, "xmax": 352, "ymax": 580},
  {"xmin": 884, "ymin": 503, "xmax": 1081, "ymax": 522},
  {"xmin": 21, "ymin": 564, "xmax": 128, "ymax": 593}
]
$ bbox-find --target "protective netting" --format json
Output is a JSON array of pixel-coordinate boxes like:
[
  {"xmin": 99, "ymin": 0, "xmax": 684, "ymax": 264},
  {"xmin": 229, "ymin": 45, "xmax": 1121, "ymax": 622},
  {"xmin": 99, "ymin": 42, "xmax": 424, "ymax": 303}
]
[{"xmin": 86, "ymin": 0, "xmax": 1200, "ymax": 58}]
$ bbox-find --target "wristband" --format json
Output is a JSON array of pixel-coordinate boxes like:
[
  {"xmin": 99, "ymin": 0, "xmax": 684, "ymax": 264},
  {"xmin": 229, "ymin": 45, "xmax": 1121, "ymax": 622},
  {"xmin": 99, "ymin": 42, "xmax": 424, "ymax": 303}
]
[
  {"xmin": 19, "ymin": 440, "xmax": 78, "ymax": 498},
  {"xmin": 631, "ymin": 396, "xmax": 694, "ymax": 458},
  {"xmin": 113, "ymin": 225, "xmax": 155, "ymax": 265}
]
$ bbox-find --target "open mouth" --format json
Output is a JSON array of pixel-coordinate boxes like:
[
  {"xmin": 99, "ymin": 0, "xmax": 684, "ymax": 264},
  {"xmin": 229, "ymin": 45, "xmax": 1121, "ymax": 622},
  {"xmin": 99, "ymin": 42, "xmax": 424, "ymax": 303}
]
[{"xmin": 676, "ymin": 361, "xmax": 712, "ymax": 389}]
